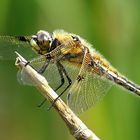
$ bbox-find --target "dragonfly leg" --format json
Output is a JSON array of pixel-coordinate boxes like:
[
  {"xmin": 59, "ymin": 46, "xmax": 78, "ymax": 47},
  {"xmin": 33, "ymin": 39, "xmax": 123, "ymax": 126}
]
[
  {"xmin": 38, "ymin": 59, "xmax": 50, "ymax": 74},
  {"xmin": 47, "ymin": 61, "xmax": 72, "ymax": 110},
  {"xmin": 37, "ymin": 98, "xmax": 47, "ymax": 108},
  {"xmin": 37, "ymin": 62, "xmax": 65, "ymax": 108},
  {"xmin": 25, "ymin": 61, "xmax": 41, "ymax": 72},
  {"xmin": 24, "ymin": 55, "xmax": 50, "ymax": 74},
  {"xmin": 56, "ymin": 61, "xmax": 72, "ymax": 96},
  {"xmin": 55, "ymin": 62, "xmax": 65, "ymax": 91},
  {"xmin": 25, "ymin": 61, "xmax": 30, "ymax": 66}
]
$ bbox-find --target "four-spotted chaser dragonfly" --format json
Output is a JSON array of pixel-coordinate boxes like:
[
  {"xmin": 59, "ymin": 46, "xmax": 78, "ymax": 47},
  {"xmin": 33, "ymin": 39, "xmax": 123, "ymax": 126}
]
[{"xmin": 0, "ymin": 30, "xmax": 140, "ymax": 115}]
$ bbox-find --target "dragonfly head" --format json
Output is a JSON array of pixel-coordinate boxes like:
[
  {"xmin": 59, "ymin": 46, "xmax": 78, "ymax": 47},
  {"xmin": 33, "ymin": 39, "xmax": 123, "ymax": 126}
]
[{"xmin": 30, "ymin": 30, "xmax": 52, "ymax": 54}]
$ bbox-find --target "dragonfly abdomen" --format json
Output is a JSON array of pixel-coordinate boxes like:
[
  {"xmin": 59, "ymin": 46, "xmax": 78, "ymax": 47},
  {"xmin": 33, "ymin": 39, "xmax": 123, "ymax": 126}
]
[
  {"xmin": 114, "ymin": 75, "xmax": 140, "ymax": 96},
  {"xmin": 92, "ymin": 52, "xmax": 140, "ymax": 96},
  {"xmin": 105, "ymin": 68, "xmax": 140, "ymax": 96}
]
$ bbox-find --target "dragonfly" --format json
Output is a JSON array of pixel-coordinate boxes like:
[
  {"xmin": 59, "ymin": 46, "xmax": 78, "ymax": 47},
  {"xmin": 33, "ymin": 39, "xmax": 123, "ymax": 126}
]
[{"xmin": 0, "ymin": 30, "xmax": 140, "ymax": 115}]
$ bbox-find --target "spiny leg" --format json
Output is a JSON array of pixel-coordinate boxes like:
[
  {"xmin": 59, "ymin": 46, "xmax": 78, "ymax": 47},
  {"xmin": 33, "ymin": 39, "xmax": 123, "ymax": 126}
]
[
  {"xmin": 38, "ymin": 59, "xmax": 50, "ymax": 74},
  {"xmin": 55, "ymin": 62, "xmax": 65, "ymax": 91},
  {"xmin": 37, "ymin": 61, "xmax": 65, "ymax": 107},
  {"xmin": 56, "ymin": 61, "xmax": 72, "ymax": 97},
  {"xmin": 48, "ymin": 61, "xmax": 72, "ymax": 109},
  {"xmin": 37, "ymin": 98, "xmax": 47, "ymax": 108},
  {"xmin": 24, "ymin": 54, "xmax": 50, "ymax": 73}
]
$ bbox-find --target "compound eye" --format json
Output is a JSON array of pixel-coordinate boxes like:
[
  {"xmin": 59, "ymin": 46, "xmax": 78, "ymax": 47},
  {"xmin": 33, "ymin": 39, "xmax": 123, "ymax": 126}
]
[
  {"xmin": 37, "ymin": 31, "xmax": 52, "ymax": 43},
  {"xmin": 30, "ymin": 30, "xmax": 52, "ymax": 54}
]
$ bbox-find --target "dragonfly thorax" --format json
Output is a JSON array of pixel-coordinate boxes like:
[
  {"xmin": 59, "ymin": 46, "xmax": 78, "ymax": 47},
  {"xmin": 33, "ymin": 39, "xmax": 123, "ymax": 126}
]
[{"xmin": 30, "ymin": 30, "xmax": 52, "ymax": 55}]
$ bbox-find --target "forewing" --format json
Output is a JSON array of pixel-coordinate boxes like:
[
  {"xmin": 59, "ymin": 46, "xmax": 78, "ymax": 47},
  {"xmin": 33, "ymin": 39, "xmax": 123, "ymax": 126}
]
[{"xmin": 0, "ymin": 36, "xmax": 35, "ymax": 60}]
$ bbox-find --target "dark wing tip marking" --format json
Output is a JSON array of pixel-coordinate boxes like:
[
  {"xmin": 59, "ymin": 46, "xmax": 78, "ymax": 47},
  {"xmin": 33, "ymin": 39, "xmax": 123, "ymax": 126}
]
[{"xmin": 15, "ymin": 36, "xmax": 31, "ymax": 43}]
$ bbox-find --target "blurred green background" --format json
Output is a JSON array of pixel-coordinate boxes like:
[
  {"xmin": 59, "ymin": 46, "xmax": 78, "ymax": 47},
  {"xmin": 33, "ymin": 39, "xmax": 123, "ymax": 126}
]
[{"xmin": 0, "ymin": 0, "xmax": 140, "ymax": 140}]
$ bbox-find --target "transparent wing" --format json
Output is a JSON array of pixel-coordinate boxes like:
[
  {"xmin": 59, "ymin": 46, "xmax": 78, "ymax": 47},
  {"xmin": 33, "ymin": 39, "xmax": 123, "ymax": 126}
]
[
  {"xmin": 67, "ymin": 69, "xmax": 112, "ymax": 115},
  {"xmin": 0, "ymin": 35, "xmax": 35, "ymax": 60}
]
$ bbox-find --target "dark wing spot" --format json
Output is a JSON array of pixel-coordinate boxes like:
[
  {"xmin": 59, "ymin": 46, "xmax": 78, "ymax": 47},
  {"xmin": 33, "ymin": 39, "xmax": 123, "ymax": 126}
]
[{"xmin": 16, "ymin": 36, "xmax": 29, "ymax": 42}]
